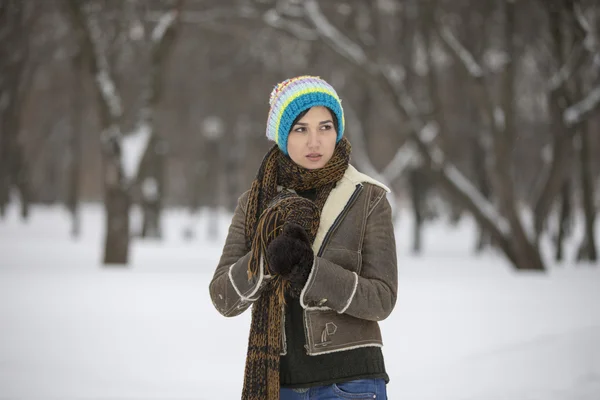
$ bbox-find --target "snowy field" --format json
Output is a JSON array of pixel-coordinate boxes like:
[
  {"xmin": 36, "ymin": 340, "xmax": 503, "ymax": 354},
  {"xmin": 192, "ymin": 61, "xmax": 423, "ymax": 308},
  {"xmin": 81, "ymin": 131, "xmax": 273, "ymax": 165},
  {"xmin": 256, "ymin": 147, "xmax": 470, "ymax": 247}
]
[{"xmin": 1, "ymin": 203, "xmax": 599, "ymax": 400}]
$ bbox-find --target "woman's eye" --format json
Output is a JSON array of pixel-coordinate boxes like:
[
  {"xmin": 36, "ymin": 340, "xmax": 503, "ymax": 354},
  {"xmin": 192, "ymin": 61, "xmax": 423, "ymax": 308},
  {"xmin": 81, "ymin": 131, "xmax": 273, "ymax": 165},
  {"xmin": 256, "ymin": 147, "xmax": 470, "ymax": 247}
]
[
  {"xmin": 321, "ymin": 124, "xmax": 332, "ymax": 130},
  {"xmin": 294, "ymin": 127, "xmax": 307, "ymax": 133}
]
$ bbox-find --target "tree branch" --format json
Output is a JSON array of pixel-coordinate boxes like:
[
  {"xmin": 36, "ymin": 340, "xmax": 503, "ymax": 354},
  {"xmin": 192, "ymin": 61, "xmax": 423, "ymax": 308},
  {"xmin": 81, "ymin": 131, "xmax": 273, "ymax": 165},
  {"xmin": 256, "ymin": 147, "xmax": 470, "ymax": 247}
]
[
  {"xmin": 437, "ymin": 23, "xmax": 500, "ymax": 138},
  {"xmin": 65, "ymin": 0, "xmax": 123, "ymax": 122},
  {"xmin": 304, "ymin": 0, "xmax": 378, "ymax": 73},
  {"xmin": 263, "ymin": 9, "xmax": 318, "ymax": 40},
  {"xmin": 564, "ymin": 84, "xmax": 600, "ymax": 126},
  {"xmin": 438, "ymin": 25, "xmax": 484, "ymax": 78}
]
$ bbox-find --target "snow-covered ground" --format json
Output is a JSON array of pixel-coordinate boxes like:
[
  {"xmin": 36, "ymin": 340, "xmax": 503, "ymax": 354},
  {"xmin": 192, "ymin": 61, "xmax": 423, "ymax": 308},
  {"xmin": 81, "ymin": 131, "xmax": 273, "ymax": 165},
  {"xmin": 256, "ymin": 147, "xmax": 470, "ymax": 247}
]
[{"xmin": 1, "ymin": 203, "xmax": 599, "ymax": 399}]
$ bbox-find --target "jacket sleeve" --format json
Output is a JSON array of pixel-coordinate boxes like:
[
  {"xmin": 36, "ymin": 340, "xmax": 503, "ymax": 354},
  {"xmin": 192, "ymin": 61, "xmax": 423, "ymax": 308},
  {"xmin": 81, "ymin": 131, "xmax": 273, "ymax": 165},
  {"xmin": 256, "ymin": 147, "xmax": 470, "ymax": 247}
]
[
  {"xmin": 209, "ymin": 190, "xmax": 272, "ymax": 317},
  {"xmin": 300, "ymin": 190, "xmax": 398, "ymax": 321}
]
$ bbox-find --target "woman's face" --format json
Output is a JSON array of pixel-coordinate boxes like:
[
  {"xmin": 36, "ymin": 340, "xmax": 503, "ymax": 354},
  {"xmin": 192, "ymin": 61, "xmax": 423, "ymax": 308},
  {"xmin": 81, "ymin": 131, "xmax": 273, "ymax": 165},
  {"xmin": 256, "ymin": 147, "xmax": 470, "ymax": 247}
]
[{"xmin": 287, "ymin": 106, "xmax": 337, "ymax": 170}]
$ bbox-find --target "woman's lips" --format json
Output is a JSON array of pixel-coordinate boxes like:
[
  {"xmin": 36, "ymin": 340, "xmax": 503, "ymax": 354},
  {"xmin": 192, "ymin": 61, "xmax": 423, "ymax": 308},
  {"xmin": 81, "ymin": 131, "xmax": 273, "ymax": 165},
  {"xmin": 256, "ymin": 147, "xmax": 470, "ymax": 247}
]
[{"xmin": 306, "ymin": 154, "xmax": 322, "ymax": 162}]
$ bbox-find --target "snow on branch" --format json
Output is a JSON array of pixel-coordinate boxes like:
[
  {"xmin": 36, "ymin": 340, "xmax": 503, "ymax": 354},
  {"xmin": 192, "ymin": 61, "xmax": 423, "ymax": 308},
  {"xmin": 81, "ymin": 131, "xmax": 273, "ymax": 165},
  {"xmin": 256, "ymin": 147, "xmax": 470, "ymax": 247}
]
[
  {"xmin": 382, "ymin": 145, "xmax": 417, "ymax": 182},
  {"xmin": 121, "ymin": 123, "xmax": 152, "ymax": 180},
  {"xmin": 444, "ymin": 164, "xmax": 511, "ymax": 235},
  {"xmin": 564, "ymin": 84, "xmax": 600, "ymax": 126},
  {"xmin": 381, "ymin": 122, "xmax": 438, "ymax": 182},
  {"xmin": 263, "ymin": 9, "xmax": 318, "ymax": 40},
  {"xmin": 95, "ymin": 70, "xmax": 122, "ymax": 118},
  {"xmin": 439, "ymin": 26, "xmax": 484, "ymax": 78},
  {"xmin": 275, "ymin": 0, "xmax": 304, "ymax": 18},
  {"xmin": 548, "ymin": 45, "xmax": 585, "ymax": 92},
  {"xmin": 304, "ymin": 0, "xmax": 376, "ymax": 72},
  {"xmin": 574, "ymin": 3, "xmax": 598, "ymax": 54},
  {"xmin": 147, "ymin": 7, "xmax": 257, "ymax": 27},
  {"xmin": 151, "ymin": 10, "xmax": 178, "ymax": 43},
  {"xmin": 87, "ymin": 16, "xmax": 123, "ymax": 118}
]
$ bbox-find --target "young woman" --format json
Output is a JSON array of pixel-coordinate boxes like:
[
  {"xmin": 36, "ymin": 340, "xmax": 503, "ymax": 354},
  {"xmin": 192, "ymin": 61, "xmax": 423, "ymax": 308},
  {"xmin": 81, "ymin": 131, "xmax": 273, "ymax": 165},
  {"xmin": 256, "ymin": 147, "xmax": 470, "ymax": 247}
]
[{"xmin": 209, "ymin": 76, "xmax": 398, "ymax": 400}]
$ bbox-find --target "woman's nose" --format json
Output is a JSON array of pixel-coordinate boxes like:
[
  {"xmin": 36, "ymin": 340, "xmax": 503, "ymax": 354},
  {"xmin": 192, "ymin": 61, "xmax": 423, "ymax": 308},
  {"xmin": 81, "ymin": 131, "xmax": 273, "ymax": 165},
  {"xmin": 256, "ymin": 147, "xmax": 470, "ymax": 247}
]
[{"xmin": 307, "ymin": 130, "xmax": 319, "ymax": 147}]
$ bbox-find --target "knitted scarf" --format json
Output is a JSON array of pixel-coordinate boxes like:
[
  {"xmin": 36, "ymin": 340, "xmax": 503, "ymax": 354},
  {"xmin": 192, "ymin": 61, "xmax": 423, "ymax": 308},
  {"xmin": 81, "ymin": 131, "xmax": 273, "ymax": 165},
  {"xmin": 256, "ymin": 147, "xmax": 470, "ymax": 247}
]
[{"xmin": 241, "ymin": 137, "xmax": 351, "ymax": 399}]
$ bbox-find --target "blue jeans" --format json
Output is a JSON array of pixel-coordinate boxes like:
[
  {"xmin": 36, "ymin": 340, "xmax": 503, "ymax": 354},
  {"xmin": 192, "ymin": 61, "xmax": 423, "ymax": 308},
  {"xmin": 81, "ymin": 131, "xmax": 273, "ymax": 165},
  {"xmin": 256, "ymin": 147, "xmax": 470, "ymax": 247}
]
[{"xmin": 280, "ymin": 378, "xmax": 387, "ymax": 399}]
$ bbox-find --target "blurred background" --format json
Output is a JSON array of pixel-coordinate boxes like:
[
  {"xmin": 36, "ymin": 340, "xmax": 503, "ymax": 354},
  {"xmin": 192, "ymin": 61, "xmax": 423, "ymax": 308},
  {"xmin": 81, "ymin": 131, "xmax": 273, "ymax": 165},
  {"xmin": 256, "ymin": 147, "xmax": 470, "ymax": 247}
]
[{"xmin": 1, "ymin": 0, "xmax": 599, "ymax": 399}]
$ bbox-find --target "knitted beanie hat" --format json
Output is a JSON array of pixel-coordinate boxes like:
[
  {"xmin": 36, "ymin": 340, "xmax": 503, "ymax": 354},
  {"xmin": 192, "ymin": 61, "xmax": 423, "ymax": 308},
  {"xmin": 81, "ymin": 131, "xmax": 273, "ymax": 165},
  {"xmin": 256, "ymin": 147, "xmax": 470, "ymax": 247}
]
[{"xmin": 266, "ymin": 75, "xmax": 345, "ymax": 155}]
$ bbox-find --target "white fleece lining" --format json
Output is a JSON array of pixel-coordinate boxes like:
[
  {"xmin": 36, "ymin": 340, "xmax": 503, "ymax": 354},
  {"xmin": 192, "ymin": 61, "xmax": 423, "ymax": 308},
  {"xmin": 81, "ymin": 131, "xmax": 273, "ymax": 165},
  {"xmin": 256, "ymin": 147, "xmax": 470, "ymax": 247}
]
[
  {"xmin": 300, "ymin": 257, "xmax": 318, "ymax": 309},
  {"xmin": 311, "ymin": 175, "xmax": 356, "ymax": 254},
  {"xmin": 305, "ymin": 305, "xmax": 334, "ymax": 311},
  {"xmin": 345, "ymin": 165, "xmax": 391, "ymax": 193},
  {"xmin": 228, "ymin": 263, "xmax": 245, "ymax": 300},
  {"xmin": 307, "ymin": 343, "xmax": 383, "ymax": 356},
  {"xmin": 339, "ymin": 272, "xmax": 359, "ymax": 314},
  {"xmin": 228, "ymin": 254, "xmax": 265, "ymax": 302},
  {"xmin": 312, "ymin": 165, "xmax": 390, "ymax": 255}
]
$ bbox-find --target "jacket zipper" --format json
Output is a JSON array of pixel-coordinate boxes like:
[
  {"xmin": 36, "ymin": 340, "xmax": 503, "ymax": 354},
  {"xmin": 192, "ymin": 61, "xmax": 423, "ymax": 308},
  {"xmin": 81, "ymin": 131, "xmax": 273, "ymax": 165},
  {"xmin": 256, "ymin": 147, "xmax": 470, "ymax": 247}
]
[
  {"xmin": 317, "ymin": 184, "xmax": 364, "ymax": 257},
  {"xmin": 303, "ymin": 183, "xmax": 364, "ymax": 353}
]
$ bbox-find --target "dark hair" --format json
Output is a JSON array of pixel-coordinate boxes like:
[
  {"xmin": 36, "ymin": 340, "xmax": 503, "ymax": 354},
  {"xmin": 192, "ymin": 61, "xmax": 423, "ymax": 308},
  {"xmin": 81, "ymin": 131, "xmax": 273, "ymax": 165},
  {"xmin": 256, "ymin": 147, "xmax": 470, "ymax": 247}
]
[{"xmin": 289, "ymin": 107, "xmax": 339, "ymax": 134}]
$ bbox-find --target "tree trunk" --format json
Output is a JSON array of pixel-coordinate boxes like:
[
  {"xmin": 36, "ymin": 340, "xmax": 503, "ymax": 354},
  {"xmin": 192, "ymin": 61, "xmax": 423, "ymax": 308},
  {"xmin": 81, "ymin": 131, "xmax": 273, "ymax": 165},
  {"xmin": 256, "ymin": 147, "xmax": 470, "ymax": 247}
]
[
  {"xmin": 102, "ymin": 151, "xmax": 130, "ymax": 264},
  {"xmin": 488, "ymin": 0, "xmax": 544, "ymax": 271},
  {"xmin": 13, "ymin": 143, "xmax": 30, "ymax": 219},
  {"xmin": 140, "ymin": 136, "xmax": 166, "ymax": 239},
  {"xmin": 0, "ymin": 0, "xmax": 31, "ymax": 219},
  {"xmin": 141, "ymin": 200, "xmax": 161, "ymax": 239},
  {"xmin": 67, "ymin": 52, "xmax": 85, "ymax": 237},
  {"xmin": 576, "ymin": 124, "xmax": 598, "ymax": 262},
  {"xmin": 409, "ymin": 167, "xmax": 425, "ymax": 254},
  {"xmin": 555, "ymin": 180, "xmax": 572, "ymax": 262},
  {"xmin": 103, "ymin": 184, "xmax": 130, "ymax": 265},
  {"xmin": 0, "ymin": 105, "xmax": 16, "ymax": 217}
]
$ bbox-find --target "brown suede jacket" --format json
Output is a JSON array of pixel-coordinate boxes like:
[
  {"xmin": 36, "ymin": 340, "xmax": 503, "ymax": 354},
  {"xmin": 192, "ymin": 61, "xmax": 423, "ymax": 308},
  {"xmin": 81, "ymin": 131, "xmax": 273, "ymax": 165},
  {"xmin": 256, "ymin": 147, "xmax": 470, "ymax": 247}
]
[{"xmin": 209, "ymin": 165, "xmax": 398, "ymax": 356}]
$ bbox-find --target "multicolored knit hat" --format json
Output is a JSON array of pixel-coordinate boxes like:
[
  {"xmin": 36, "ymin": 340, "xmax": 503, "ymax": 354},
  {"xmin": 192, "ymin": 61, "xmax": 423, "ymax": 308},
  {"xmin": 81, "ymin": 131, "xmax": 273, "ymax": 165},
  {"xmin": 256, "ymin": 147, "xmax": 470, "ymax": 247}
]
[{"xmin": 266, "ymin": 75, "xmax": 345, "ymax": 155}]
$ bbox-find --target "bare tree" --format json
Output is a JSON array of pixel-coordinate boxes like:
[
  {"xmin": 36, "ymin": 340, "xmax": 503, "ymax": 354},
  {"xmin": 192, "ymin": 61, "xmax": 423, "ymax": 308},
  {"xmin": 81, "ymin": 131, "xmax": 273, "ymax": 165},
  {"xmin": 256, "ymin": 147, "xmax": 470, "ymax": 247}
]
[
  {"xmin": 0, "ymin": 0, "xmax": 37, "ymax": 219},
  {"xmin": 65, "ymin": 0, "xmax": 184, "ymax": 264}
]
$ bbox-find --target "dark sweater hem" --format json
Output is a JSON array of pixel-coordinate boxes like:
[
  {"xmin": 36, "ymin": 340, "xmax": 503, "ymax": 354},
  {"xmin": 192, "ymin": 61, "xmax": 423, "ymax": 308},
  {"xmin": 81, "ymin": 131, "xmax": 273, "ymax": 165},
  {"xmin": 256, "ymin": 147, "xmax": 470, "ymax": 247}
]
[{"xmin": 280, "ymin": 372, "xmax": 389, "ymax": 389}]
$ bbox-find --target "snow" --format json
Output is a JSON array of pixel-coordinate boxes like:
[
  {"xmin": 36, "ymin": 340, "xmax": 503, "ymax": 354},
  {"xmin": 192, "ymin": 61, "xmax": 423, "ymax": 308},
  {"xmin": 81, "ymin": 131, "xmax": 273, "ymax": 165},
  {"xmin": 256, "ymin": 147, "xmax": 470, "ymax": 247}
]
[
  {"xmin": 564, "ymin": 84, "xmax": 600, "ymax": 126},
  {"xmin": 440, "ymin": 26, "xmax": 484, "ymax": 78},
  {"xmin": 151, "ymin": 11, "xmax": 177, "ymax": 43},
  {"xmin": 304, "ymin": 0, "xmax": 375, "ymax": 73},
  {"xmin": 95, "ymin": 69, "xmax": 123, "ymax": 118},
  {"xmin": 444, "ymin": 164, "xmax": 511, "ymax": 236},
  {"xmin": 1, "ymin": 204, "xmax": 599, "ymax": 399},
  {"xmin": 141, "ymin": 177, "xmax": 159, "ymax": 201},
  {"xmin": 121, "ymin": 123, "xmax": 152, "ymax": 181},
  {"xmin": 382, "ymin": 144, "xmax": 416, "ymax": 183},
  {"xmin": 263, "ymin": 9, "xmax": 318, "ymax": 41},
  {"xmin": 494, "ymin": 106, "xmax": 505, "ymax": 132},
  {"xmin": 202, "ymin": 116, "xmax": 224, "ymax": 141}
]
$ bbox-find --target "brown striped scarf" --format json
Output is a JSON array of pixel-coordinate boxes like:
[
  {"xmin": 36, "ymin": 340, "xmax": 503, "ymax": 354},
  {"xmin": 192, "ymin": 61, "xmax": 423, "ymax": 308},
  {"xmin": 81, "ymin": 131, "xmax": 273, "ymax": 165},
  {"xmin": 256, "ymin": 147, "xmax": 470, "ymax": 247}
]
[{"xmin": 241, "ymin": 137, "xmax": 351, "ymax": 399}]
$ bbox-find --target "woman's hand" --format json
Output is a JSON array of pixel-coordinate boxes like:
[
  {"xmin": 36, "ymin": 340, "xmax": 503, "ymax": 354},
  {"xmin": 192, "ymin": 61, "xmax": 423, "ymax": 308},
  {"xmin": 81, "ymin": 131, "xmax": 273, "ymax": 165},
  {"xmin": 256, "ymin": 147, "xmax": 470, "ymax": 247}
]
[{"xmin": 266, "ymin": 223, "xmax": 314, "ymax": 293}]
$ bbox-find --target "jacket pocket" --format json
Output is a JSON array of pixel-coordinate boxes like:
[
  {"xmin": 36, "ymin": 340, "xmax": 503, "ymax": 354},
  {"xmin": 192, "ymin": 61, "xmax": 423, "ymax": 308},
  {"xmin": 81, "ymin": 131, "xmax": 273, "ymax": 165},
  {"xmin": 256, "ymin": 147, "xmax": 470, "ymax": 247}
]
[
  {"xmin": 332, "ymin": 379, "xmax": 378, "ymax": 399},
  {"xmin": 304, "ymin": 309, "xmax": 382, "ymax": 355}
]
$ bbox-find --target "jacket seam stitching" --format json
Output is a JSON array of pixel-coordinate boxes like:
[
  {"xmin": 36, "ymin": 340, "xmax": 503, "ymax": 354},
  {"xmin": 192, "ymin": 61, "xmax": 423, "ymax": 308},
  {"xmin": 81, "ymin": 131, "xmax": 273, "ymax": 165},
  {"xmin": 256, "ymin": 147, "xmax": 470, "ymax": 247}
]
[
  {"xmin": 242, "ymin": 254, "xmax": 264, "ymax": 299},
  {"xmin": 228, "ymin": 263, "xmax": 247, "ymax": 301},
  {"xmin": 307, "ymin": 342, "xmax": 383, "ymax": 356},
  {"xmin": 367, "ymin": 190, "xmax": 385, "ymax": 217},
  {"xmin": 338, "ymin": 272, "xmax": 359, "ymax": 314},
  {"xmin": 300, "ymin": 256, "xmax": 319, "ymax": 309}
]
